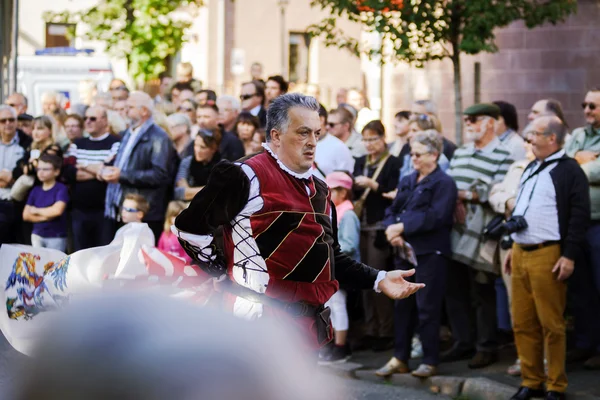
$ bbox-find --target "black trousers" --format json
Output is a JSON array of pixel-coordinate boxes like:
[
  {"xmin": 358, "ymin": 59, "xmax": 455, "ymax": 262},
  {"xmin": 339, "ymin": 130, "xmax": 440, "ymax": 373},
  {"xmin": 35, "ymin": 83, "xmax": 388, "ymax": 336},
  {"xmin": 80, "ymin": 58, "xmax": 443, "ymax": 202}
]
[
  {"xmin": 445, "ymin": 260, "xmax": 498, "ymax": 353},
  {"xmin": 394, "ymin": 253, "xmax": 448, "ymax": 365},
  {"xmin": 0, "ymin": 200, "xmax": 17, "ymax": 245},
  {"xmin": 71, "ymin": 209, "xmax": 111, "ymax": 251}
]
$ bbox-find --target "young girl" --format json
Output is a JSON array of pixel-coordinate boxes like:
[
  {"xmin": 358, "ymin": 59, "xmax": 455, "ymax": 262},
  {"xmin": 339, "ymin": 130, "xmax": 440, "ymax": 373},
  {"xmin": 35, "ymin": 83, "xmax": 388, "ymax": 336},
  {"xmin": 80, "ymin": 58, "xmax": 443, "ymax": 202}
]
[
  {"xmin": 319, "ymin": 171, "xmax": 361, "ymax": 364},
  {"xmin": 157, "ymin": 201, "xmax": 192, "ymax": 264},
  {"xmin": 23, "ymin": 116, "xmax": 55, "ymax": 175}
]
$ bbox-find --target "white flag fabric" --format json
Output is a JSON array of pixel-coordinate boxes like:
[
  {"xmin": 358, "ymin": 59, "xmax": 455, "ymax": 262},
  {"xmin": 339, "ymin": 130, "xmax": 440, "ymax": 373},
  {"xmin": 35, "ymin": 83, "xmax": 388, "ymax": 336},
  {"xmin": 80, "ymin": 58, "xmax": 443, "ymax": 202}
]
[{"xmin": 0, "ymin": 223, "xmax": 211, "ymax": 356}]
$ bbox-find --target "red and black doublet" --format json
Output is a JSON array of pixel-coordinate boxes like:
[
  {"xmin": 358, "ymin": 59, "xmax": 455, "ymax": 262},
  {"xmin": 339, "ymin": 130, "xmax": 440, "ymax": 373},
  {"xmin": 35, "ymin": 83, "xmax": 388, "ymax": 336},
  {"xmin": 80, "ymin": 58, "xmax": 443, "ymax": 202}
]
[{"xmin": 175, "ymin": 149, "xmax": 379, "ymax": 348}]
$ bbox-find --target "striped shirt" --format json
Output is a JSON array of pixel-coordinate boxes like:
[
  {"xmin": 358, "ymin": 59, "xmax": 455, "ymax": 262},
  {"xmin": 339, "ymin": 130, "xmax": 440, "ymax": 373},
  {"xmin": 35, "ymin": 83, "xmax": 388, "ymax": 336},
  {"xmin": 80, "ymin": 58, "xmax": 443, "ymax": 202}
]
[
  {"xmin": 447, "ymin": 137, "xmax": 514, "ymax": 201},
  {"xmin": 67, "ymin": 133, "xmax": 121, "ymax": 211},
  {"xmin": 67, "ymin": 133, "xmax": 120, "ymax": 165}
]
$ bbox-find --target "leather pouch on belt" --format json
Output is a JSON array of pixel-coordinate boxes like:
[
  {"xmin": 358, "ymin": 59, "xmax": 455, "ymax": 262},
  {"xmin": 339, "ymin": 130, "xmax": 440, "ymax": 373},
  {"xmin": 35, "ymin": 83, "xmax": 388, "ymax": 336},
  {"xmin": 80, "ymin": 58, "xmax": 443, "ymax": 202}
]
[{"xmin": 315, "ymin": 306, "xmax": 333, "ymax": 346}]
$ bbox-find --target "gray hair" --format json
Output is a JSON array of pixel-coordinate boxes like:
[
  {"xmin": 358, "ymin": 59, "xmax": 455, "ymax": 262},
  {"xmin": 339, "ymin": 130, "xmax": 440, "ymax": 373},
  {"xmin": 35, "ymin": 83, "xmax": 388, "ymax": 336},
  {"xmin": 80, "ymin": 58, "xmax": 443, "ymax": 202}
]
[
  {"xmin": 93, "ymin": 92, "xmax": 113, "ymax": 108},
  {"xmin": 538, "ymin": 115, "xmax": 568, "ymax": 146},
  {"xmin": 266, "ymin": 93, "xmax": 319, "ymax": 141},
  {"xmin": 413, "ymin": 99, "xmax": 438, "ymax": 116},
  {"xmin": 0, "ymin": 105, "xmax": 17, "ymax": 118},
  {"xmin": 216, "ymin": 95, "xmax": 241, "ymax": 112},
  {"xmin": 167, "ymin": 113, "xmax": 192, "ymax": 133},
  {"xmin": 41, "ymin": 91, "xmax": 61, "ymax": 103},
  {"xmin": 130, "ymin": 91, "xmax": 155, "ymax": 115},
  {"xmin": 412, "ymin": 129, "xmax": 443, "ymax": 158}
]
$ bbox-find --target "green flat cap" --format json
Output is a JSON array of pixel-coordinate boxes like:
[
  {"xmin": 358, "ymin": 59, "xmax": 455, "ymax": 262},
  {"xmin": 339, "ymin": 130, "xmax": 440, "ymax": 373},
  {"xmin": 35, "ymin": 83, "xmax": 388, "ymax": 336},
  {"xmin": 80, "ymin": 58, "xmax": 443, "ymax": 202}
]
[{"xmin": 464, "ymin": 103, "xmax": 501, "ymax": 119}]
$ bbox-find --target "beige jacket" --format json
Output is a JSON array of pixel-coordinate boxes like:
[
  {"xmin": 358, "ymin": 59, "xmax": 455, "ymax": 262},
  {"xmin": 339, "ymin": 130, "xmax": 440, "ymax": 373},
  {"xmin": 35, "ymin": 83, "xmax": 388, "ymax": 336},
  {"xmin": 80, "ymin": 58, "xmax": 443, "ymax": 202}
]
[{"xmin": 489, "ymin": 159, "xmax": 530, "ymax": 215}]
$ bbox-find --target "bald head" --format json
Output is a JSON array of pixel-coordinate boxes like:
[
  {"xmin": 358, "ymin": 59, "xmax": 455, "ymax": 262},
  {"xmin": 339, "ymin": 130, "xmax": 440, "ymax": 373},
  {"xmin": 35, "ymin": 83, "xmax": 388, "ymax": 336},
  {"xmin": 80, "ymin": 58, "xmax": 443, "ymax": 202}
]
[
  {"xmin": 528, "ymin": 115, "xmax": 565, "ymax": 161},
  {"xmin": 14, "ymin": 294, "xmax": 336, "ymax": 400},
  {"xmin": 537, "ymin": 115, "xmax": 567, "ymax": 145},
  {"xmin": 6, "ymin": 93, "xmax": 27, "ymax": 115}
]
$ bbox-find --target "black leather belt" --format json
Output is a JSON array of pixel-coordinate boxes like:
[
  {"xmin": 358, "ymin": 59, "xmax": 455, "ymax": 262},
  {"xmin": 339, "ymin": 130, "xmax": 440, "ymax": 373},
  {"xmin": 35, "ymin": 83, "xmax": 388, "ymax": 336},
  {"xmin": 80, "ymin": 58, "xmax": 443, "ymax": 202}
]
[{"xmin": 518, "ymin": 241, "xmax": 560, "ymax": 252}]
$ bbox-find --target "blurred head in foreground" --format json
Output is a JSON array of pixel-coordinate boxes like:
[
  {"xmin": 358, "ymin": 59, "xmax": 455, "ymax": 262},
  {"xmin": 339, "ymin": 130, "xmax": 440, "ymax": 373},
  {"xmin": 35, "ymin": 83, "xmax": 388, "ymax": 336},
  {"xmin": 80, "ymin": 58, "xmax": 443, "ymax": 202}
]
[{"xmin": 15, "ymin": 294, "xmax": 336, "ymax": 400}]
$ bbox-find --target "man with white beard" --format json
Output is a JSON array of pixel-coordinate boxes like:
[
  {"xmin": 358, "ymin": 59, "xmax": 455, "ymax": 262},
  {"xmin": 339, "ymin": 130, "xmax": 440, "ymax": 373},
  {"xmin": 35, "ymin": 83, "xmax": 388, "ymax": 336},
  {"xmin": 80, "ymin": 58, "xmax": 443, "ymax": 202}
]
[{"xmin": 441, "ymin": 103, "xmax": 514, "ymax": 369}]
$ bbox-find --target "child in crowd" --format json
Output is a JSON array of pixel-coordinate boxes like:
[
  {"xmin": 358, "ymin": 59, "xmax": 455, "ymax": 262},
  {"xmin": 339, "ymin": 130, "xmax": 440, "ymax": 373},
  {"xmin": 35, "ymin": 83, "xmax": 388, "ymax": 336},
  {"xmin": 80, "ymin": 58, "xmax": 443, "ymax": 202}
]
[
  {"xmin": 157, "ymin": 201, "xmax": 192, "ymax": 264},
  {"xmin": 319, "ymin": 171, "xmax": 361, "ymax": 364},
  {"xmin": 22, "ymin": 153, "xmax": 69, "ymax": 252},
  {"xmin": 120, "ymin": 194, "xmax": 150, "ymax": 225},
  {"xmin": 23, "ymin": 116, "xmax": 55, "ymax": 175}
]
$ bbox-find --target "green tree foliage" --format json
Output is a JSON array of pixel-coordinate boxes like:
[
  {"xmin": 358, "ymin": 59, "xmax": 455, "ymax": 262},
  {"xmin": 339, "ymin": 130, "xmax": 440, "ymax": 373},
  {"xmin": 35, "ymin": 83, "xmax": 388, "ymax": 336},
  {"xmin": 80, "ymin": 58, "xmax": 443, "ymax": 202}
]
[
  {"xmin": 309, "ymin": 0, "xmax": 577, "ymax": 143},
  {"xmin": 44, "ymin": 0, "xmax": 201, "ymax": 82}
]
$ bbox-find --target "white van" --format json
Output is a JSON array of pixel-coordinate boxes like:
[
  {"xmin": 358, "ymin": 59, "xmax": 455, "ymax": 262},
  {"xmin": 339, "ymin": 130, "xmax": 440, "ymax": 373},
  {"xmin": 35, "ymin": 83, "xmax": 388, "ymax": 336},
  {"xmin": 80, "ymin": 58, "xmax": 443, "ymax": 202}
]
[{"xmin": 16, "ymin": 55, "xmax": 114, "ymax": 116}]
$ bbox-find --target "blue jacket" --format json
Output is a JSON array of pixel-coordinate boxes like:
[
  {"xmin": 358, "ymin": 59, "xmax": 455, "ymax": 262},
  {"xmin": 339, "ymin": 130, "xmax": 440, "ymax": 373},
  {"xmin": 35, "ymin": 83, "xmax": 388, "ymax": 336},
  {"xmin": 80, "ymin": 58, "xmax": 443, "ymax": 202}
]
[{"xmin": 383, "ymin": 166, "xmax": 457, "ymax": 256}]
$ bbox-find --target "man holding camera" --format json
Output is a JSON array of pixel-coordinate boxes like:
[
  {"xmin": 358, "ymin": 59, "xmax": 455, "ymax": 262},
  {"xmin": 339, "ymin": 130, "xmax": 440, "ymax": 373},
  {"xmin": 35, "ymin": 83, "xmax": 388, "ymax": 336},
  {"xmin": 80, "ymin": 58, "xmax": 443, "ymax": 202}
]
[{"xmin": 505, "ymin": 116, "xmax": 590, "ymax": 400}]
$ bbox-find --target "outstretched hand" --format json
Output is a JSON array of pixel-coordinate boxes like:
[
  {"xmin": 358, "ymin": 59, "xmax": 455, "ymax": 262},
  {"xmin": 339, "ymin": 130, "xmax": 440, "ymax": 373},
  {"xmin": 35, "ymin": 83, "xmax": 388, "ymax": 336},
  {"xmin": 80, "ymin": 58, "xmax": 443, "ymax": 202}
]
[{"xmin": 378, "ymin": 269, "xmax": 424, "ymax": 300}]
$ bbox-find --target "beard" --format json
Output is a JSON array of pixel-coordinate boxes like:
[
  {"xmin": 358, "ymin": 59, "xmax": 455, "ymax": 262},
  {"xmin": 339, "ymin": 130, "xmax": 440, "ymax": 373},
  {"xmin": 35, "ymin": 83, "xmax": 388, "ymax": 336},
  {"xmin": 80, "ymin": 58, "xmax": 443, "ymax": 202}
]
[{"xmin": 464, "ymin": 125, "xmax": 486, "ymax": 143}]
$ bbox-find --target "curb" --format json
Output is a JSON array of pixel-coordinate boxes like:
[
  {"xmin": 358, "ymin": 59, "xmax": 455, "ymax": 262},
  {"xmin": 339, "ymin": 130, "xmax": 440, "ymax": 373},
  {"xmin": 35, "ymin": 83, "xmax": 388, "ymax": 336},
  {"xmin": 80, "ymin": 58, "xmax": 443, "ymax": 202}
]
[{"xmin": 322, "ymin": 363, "xmax": 600, "ymax": 400}]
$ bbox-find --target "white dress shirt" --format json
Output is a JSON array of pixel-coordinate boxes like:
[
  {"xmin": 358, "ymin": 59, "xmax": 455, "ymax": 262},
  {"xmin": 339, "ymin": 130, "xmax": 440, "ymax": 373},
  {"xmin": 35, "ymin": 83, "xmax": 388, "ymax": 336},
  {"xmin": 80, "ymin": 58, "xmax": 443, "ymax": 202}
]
[
  {"xmin": 511, "ymin": 150, "xmax": 564, "ymax": 245},
  {"xmin": 313, "ymin": 133, "xmax": 355, "ymax": 180}
]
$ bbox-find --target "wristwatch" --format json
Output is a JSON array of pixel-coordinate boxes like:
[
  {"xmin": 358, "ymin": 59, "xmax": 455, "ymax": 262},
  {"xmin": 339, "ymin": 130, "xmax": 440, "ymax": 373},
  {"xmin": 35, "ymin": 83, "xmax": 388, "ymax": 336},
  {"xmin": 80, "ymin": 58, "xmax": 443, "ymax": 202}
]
[{"xmin": 464, "ymin": 190, "xmax": 473, "ymax": 202}]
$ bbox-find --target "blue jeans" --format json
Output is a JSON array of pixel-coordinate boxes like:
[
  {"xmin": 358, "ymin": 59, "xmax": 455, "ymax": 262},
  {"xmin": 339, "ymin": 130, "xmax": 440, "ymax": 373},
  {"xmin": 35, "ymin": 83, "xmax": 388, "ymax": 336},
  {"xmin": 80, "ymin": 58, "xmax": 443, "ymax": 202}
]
[{"xmin": 31, "ymin": 234, "xmax": 67, "ymax": 253}]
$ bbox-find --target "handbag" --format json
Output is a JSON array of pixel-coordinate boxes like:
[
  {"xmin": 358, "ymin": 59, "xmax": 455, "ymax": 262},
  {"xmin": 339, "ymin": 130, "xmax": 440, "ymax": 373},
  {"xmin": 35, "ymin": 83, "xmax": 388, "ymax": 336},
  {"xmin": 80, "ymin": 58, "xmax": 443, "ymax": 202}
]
[
  {"xmin": 10, "ymin": 174, "xmax": 35, "ymax": 202},
  {"xmin": 353, "ymin": 154, "xmax": 390, "ymax": 219}
]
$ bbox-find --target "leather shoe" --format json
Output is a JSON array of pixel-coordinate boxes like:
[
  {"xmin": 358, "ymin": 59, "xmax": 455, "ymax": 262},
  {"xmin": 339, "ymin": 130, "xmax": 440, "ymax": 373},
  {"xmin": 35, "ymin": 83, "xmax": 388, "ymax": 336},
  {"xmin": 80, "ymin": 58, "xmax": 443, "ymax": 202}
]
[
  {"xmin": 583, "ymin": 354, "xmax": 600, "ymax": 370},
  {"xmin": 545, "ymin": 391, "xmax": 566, "ymax": 400},
  {"xmin": 510, "ymin": 386, "xmax": 545, "ymax": 400},
  {"xmin": 375, "ymin": 357, "xmax": 409, "ymax": 377},
  {"xmin": 566, "ymin": 348, "xmax": 594, "ymax": 363},
  {"xmin": 440, "ymin": 346, "xmax": 475, "ymax": 363},
  {"xmin": 468, "ymin": 351, "xmax": 498, "ymax": 369}
]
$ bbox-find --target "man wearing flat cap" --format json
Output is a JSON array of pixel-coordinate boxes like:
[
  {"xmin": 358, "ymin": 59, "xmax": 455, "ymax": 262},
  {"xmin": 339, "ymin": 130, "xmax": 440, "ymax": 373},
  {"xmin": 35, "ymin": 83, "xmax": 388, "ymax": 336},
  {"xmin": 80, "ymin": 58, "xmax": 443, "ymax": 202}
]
[{"xmin": 442, "ymin": 103, "xmax": 514, "ymax": 368}]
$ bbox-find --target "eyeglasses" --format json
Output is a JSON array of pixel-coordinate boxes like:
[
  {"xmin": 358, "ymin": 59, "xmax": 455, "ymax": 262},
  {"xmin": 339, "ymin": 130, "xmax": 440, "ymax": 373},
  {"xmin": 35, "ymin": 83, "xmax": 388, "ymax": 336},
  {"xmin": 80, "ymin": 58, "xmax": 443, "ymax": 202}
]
[
  {"xmin": 110, "ymin": 85, "xmax": 128, "ymax": 91},
  {"xmin": 463, "ymin": 115, "xmax": 484, "ymax": 124},
  {"xmin": 122, "ymin": 206, "xmax": 139, "ymax": 213},
  {"xmin": 37, "ymin": 167, "xmax": 55, "ymax": 172},
  {"xmin": 410, "ymin": 151, "xmax": 430, "ymax": 159},
  {"xmin": 0, "ymin": 118, "xmax": 16, "ymax": 124},
  {"xmin": 178, "ymin": 106, "xmax": 195, "ymax": 112},
  {"xmin": 361, "ymin": 137, "xmax": 381, "ymax": 143},
  {"xmin": 582, "ymin": 102, "xmax": 597, "ymax": 111},
  {"xmin": 6, "ymin": 103, "xmax": 17, "ymax": 108},
  {"xmin": 84, "ymin": 116, "xmax": 97, "ymax": 122},
  {"xmin": 327, "ymin": 122, "xmax": 341, "ymax": 128},
  {"xmin": 240, "ymin": 93, "xmax": 257, "ymax": 101}
]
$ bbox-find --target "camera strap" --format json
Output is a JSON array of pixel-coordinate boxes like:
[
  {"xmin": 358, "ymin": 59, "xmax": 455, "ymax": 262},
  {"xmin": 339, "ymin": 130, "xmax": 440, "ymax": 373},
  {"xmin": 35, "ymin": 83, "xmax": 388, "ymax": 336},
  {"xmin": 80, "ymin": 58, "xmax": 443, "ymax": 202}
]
[{"xmin": 514, "ymin": 158, "xmax": 560, "ymax": 217}]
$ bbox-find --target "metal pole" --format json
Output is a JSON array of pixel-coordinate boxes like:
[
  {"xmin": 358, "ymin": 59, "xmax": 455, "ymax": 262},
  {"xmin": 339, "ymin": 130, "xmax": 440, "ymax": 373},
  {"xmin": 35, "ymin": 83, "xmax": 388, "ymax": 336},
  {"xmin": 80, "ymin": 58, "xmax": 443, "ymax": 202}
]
[
  {"xmin": 11, "ymin": 0, "xmax": 19, "ymax": 94},
  {"xmin": 0, "ymin": 0, "xmax": 5, "ymax": 103},
  {"xmin": 280, "ymin": 5, "xmax": 287, "ymax": 78}
]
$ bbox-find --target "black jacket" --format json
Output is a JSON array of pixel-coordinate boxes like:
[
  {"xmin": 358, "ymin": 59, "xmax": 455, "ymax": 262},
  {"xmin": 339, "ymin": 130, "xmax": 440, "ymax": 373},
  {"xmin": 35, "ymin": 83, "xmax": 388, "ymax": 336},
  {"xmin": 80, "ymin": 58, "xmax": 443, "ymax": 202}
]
[
  {"xmin": 353, "ymin": 155, "xmax": 401, "ymax": 225},
  {"xmin": 383, "ymin": 167, "xmax": 457, "ymax": 256},
  {"xmin": 117, "ymin": 122, "xmax": 177, "ymax": 222},
  {"xmin": 531, "ymin": 155, "xmax": 590, "ymax": 260}
]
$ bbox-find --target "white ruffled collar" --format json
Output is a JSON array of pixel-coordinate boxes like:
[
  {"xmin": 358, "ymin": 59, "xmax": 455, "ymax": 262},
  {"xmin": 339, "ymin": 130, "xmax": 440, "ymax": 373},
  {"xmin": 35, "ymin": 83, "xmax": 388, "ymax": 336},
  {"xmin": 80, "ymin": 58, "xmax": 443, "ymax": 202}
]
[{"xmin": 261, "ymin": 143, "xmax": 314, "ymax": 180}]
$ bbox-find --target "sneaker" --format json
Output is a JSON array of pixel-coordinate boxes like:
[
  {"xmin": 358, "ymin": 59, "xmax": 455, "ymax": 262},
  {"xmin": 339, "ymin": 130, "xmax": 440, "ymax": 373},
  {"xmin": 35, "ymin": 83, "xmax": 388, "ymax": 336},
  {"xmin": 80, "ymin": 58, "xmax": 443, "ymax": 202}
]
[
  {"xmin": 411, "ymin": 336, "xmax": 424, "ymax": 359},
  {"xmin": 507, "ymin": 358, "xmax": 521, "ymax": 376},
  {"xmin": 319, "ymin": 342, "xmax": 333, "ymax": 361},
  {"xmin": 318, "ymin": 345, "xmax": 351, "ymax": 365}
]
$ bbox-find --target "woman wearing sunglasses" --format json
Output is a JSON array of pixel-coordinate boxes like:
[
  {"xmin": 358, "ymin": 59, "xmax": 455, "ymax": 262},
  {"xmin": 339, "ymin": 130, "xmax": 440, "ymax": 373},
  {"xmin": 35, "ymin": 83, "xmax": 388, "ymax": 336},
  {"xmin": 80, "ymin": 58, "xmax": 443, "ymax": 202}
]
[
  {"xmin": 376, "ymin": 130, "xmax": 457, "ymax": 378},
  {"xmin": 174, "ymin": 129, "xmax": 222, "ymax": 201}
]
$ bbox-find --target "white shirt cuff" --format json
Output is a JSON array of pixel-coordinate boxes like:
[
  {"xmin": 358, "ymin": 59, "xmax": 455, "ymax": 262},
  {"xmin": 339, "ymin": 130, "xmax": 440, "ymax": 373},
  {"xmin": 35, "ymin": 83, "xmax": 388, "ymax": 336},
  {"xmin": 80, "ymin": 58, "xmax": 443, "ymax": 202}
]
[{"xmin": 373, "ymin": 270, "xmax": 387, "ymax": 293}]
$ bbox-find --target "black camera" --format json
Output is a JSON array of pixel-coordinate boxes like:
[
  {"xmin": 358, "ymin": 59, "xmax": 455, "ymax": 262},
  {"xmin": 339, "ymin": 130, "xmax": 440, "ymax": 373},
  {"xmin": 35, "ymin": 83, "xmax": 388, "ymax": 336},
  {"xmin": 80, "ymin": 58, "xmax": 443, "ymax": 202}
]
[{"xmin": 483, "ymin": 215, "xmax": 528, "ymax": 240}]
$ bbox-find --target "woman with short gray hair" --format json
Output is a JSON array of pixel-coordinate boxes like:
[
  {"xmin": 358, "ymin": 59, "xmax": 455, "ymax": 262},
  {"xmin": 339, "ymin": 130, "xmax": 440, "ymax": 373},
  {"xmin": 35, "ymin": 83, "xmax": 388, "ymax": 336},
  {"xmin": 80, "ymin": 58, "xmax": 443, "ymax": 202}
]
[
  {"xmin": 167, "ymin": 113, "xmax": 193, "ymax": 158},
  {"xmin": 376, "ymin": 128, "xmax": 458, "ymax": 379}
]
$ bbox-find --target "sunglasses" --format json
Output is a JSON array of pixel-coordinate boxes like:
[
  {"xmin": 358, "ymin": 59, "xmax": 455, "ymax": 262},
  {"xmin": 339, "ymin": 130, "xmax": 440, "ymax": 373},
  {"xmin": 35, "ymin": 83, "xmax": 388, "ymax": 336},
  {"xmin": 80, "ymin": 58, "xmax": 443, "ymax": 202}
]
[
  {"xmin": 240, "ymin": 93, "xmax": 257, "ymax": 101},
  {"xmin": 410, "ymin": 151, "xmax": 430, "ymax": 158},
  {"xmin": 463, "ymin": 115, "xmax": 484, "ymax": 124},
  {"xmin": 122, "ymin": 206, "xmax": 139, "ymax": 213},
  {"xmin": 0, "ymin": 118, "xmax": 16, "ymax": 124},
  {"xmin": 582, "ymin": 102, "xmax": 597, "ymax": 111},
  {"xmin": 85, "ymin": 116, "xmax": 97, "ymax": 122}
]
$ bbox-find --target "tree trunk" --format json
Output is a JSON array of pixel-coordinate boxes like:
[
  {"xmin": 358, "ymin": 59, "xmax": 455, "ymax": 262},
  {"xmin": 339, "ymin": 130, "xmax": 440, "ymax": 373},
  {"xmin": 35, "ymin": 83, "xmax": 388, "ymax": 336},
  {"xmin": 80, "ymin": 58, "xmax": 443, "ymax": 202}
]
[{"xmin": 451, "ymin": 46, "xmax": 463, "ymax": 146}]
